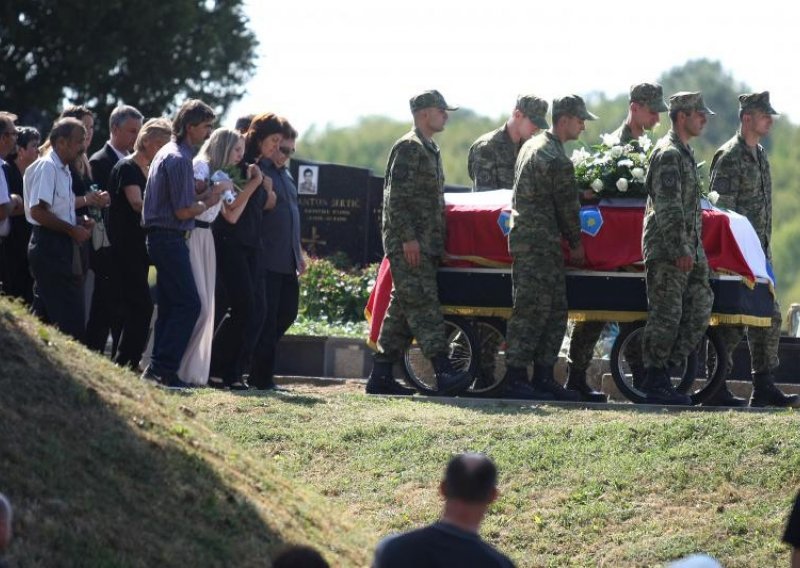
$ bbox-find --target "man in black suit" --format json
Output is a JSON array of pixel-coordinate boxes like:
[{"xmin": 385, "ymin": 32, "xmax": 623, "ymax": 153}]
[{"xmin": 86, "ymin": 105, "xmax": 144, "ymax": 354}]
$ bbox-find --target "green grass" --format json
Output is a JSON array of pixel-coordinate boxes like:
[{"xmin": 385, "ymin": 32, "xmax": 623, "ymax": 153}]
[{"xmin": 3, "ymin": 293, "xmax": 799, "ymax": 567}]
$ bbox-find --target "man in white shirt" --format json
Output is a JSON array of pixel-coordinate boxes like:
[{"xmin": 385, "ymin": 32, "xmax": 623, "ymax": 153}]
[
  {"xmin": 24, "ymin": 118, "xmax": 93, "ymax": 340},
  {"xmin": 0, "ymin": 112, "xmax": 21, "ymax": 241}
]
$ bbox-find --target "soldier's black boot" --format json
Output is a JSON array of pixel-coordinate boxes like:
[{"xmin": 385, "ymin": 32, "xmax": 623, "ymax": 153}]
[
  {"xmin": 365, "ymin": 358, "xmax": 417, "ymax": 396},
  {"xmin": 702, "ymin": 380, "xmax": 747, "ymax": 407},
  {"xmin": 532, "ymin": 364, "xmax": 581, "ymax": 401},
  {"xmin": 565, "ymin": 367, "xmax": 608, "ymax": 403},
  {"xmin": 749, "ymin": 372, "xmax": 800, "ymax": 408},
  {"xmin": 631, "ymin": 363, "xmax": 646, "ymax": 391},
  {"xmin": 430, "ymin": 354, "xmax": 473, "ymax": 396},
  {"xmin": 499, "ymin": 366, "xmax": 554, "ymax": 400},
  {"xmin": 640, "ymin": 367, "xmax": 691, "ymax": 406}
]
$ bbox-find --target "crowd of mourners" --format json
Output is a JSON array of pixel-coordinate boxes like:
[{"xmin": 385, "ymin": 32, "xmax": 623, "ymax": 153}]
[{"xmin": 0, "ymin": 101, "xmax": 303, "ymax": 390}]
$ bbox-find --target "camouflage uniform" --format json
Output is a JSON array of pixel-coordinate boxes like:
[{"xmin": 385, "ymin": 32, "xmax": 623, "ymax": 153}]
[
  {"xmin": 505, "ymin": 128, "xmax": 584, "ymax": 368},
  {"xmin": 710, "ymin": 92, "xmax": 781, "ymax": 376},
  {"xmin": 378, "ymin": 125, "xmax": 448, "ymax": 361},
  {"xmin": 468, "ymin": 95, "xmax": 550, "ymax": 192},
  {"xmin": 568, "ymin": 83, "xmax": 668, "ymax": 374},
  {"xmin": 641, "ymin": 93, "xmax": 714, "ymax": 370}
]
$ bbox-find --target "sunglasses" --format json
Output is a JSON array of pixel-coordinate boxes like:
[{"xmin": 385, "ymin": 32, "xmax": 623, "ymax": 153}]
[{"xmin": 278, "ymin": 146, "xmax": 295, "ymax": 156}]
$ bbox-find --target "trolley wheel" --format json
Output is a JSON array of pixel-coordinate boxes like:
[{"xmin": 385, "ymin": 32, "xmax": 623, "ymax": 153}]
[
  {"xmin": 461, "ymin": 318, "xmax": 509, "ymax": 397},
  {"xmin": 402, "ymin": 316, "xmax": 478, "ymax": 395},
  {"xmin": 610, "ymin": 322, "xmax": 725, "ymax": 404}
]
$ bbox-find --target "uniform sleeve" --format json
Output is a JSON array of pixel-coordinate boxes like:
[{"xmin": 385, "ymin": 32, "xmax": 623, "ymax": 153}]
[
  {"xmin": 709, "ymin": 148, "xmax": 738, "ymax": 211},
  {"xmin": 651, "ymin": 149, "xmax": 692, "ymax": 259},
  {"xmin": 551, "ymin": 157, "xmax": 582, "ymax": 248},
  {"xmin": 387, "ymin": 142, "xmax": 421, "ymax": 244},
  {"xmin": 468, "ymin": 141, "xmax": 496, "ymax": 191}
]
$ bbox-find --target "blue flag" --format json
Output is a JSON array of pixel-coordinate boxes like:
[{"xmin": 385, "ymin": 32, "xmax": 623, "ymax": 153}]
[{"xmin": 580, "ymin": 207, "xmax": 603, "ymax": 237}]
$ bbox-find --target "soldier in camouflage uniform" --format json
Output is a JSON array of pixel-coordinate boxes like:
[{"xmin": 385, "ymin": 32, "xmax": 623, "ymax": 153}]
[
  {"xmin": 367, "ymin": 90, "xmax": 473, "ymax": 396},
  {"xmin": 640, "ymin": 91, "xmax": 715, "ymax": 406},
  {"xmin": 467, "ymin": 95, "xmax": 549, "ymax": 191},
  {"xmin": 502, "ymin": 95, "xmax": 593, "ymax": 401},
  {"xmin": 707, "ymin": 92, "xmax": 799, "ymax": 408},
  {"xmin": 566, "ymin": 83, "xmax": 668, "ymax": 402}
]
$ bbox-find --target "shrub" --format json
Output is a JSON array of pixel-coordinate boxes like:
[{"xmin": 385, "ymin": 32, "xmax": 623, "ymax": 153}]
[{"xmin": 298, "ymin": 258, "xmax": 378, "ymax": 324}]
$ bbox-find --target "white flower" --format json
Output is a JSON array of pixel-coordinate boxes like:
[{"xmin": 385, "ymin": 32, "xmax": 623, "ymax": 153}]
[
  {"xmin": 617, "ymin": 159, "xmax": 634, "ymax": 169},
  {"xmin": 638, "ymin": 134, "xmax": 652, "ymax": 152},
  {"xmin": 707, "ymin": 190, "xmax": 719, "ymax": 205},
  {"xmin": 601, "ymin": 133, "xmax": 621, "ymax": 146},
  {"xmin": 610, "ymin": 146, "xmax": 624, "ymax": 159},
  {"xmin": 631, "ymin": 167, "xmax": 645, "ymax": 180},
  {"xmin": 616, "ymin": 178, "xmax": 629, "ymax": 192},
  {"xmin": 571, "ymin": 147, "xmax": 591, "ymax": 166},
  {"xmin": 590, "ymin": 178, "xmax": 604, "ymax": 192}
]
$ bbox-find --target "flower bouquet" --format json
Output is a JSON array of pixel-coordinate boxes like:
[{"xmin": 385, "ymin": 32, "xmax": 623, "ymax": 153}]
[{"xmin": 571, "ymin": 132, "xmax": 653, "ymax": 199}]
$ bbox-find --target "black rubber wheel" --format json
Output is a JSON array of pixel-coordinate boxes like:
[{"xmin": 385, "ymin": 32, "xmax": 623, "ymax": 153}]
[
  {"xmin": 610, "ymin": 322, "xmax": 726, "ymax": 404},
  {"xmin": 461, "ymin": 318, "xmax": 510, "ymax": 397},
  {"xmin": 402, "ymin": 316, "xmax": 479, "ymax": 395}
]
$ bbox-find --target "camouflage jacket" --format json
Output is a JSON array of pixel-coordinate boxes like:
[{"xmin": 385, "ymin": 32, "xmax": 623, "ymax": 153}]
[
  {"xmin": 381, "ymin": 127, "xmax": 446, "ymax": 257},
  {"xmin": 642, "ymin": 130, "xmax": 705, "ymax": 263},
  {"xmin": 467, "ymin": 124, "xmax": 520, "ymax": 191},
  {"xmin": 509, "ymin": 131, "xmax": 582, "ymax": 257},
  {"xmin": 709, "ymin": 132, "xmax": 773, "ymax": 259},
  {"xmin": 610, "ymin": 122, "xmax": 635, "ymax": 145}
]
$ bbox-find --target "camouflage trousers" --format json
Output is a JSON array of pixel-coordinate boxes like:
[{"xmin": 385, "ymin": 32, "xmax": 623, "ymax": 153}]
[
  {"xmin": 377, "ymin": 252, "xmax": 447, "ymax": 361},
  {"xmin": 642, "ymin": 259, "xmax": 713, "ymax": 369},
  {"xmin": 717, "ymin": 297, "xmax": 782, "ymax": 376},
  {"xmin": 568, "ymin": 320, "xmax": 642, "ymax": 372},
  {"xmin": 505, "ymin": 254, "xmax": 567, "ymax": 368}
]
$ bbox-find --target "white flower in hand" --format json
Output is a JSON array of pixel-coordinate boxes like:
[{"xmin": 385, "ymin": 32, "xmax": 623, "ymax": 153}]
[
  {"xmin": 616, "ymin": 178, "xmax": 629, "ymax": 192},
  {"xmin": 638, "ymin": 134, "xmax": 652, "ymax": 152},
  {"xmin": 708, "ymin": 190, "xmax": 719, "ymax": 205},
  {"xmin": 610, "ymin": 146, "xmax": 624, "ymax": 159},
  {"xmin": 617, "ymin": 159, "xmax": 634, "ymax": 168},
  {"xmin": 601, "ymin": 133, "xmax": 621, "ymax": 146},
  {"xmin": 631, "ymin": 167, "xmax": 645, "ymax": 181},
  {"xmin": 590, "ymin": 178, "xmax": 604, "ymax": 192},
  {"xmin": 571, "ymin": 147, "xmax": 591, "ymax": 166}
]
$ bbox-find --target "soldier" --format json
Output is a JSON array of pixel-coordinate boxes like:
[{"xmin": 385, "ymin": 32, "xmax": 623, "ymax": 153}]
[
  {"xmin": 707, "ymin": 91, "xmax": 799, "ymax": 408},
  {"xmin": 640, "ymin": 92, "xmax": 715, "ymax": 406},
  {"xmin": 502, "ymin": 95, "xmax": 592, "ymax": 401},
  {"xmin": 467, "ymin": 94, "xmax": 549, "ymax": 191},
  {"xmin": 566, "ymin": 83, "xmax": 668, "ymax": 402},
  {"xmin": 366, "ymin": 90, "xmax": 473, "ymax": 396}
]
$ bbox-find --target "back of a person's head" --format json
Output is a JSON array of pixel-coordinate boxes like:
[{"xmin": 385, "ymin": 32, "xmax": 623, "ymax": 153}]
[
  {"xmin": 442, "ymin": 453, "xmax": 497, "ymax": 504},
  {"xmin": 271, "ymin": 544, "xmax": 329, "ymax": 568}
]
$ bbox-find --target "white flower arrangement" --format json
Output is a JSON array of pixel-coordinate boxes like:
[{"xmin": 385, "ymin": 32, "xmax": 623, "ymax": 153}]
[{"xmin": 571, "ymin": 132, "xmax": 654, "ymax": 198}]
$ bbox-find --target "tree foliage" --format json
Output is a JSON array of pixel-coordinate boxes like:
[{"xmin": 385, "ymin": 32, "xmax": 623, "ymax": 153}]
[{"xmin": 0, "ymin": 0, "xmax": 257, "ymax": 147}]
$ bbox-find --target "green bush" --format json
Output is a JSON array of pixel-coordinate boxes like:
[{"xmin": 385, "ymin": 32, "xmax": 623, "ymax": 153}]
[{"xmin": 298, "ymin": 258, "xmax": 378, "ymax": 324}]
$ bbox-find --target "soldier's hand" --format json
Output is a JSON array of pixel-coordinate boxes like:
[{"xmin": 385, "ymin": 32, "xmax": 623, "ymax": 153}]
[
  {"xmin": 675, "ymin": 255, "xmax": 694, "ymax": 272},
  {"xmin": 403, "ymin": 240, "xmax": 421, "ymax": 268},
  {"xmin": 570, "ymin": 242, "xmax": 586, "ymax": 267}
]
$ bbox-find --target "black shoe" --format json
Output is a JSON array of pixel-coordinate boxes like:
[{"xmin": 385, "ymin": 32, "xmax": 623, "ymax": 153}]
[
  {"xmin": 430, "ymin": 354, "xmax": 472, "ymax": 396},
  {"xmin": 532, "ymin": 365, "xmax": 580, "ymax": 402},
  {"xmin": 565, "ymin": 369, "xmax": 608, "ymax": 403},
  {"xmin": 640, "ymin": 367, "xmax": 691, "ymax": 406},
  {"xmin": 365, "ymin": 359, "xmax": 416, "ymax": 396},
  {"xmin": 229, "ymin": 380, "xmax": 250, "ymax": 391},
  {"xmin": 141, "ymin": 366, "xmax": 161, "ymax": 383},
  {"xmin": 208, "ymin": 376, "xmax": 227, "ymax": 390},
  {"xmin": 159, "ymin": 374, "xmax": 192, "ymax": 390},
  {"xmin": 631, "ymin": 364, "xmax": 646, "ymax": 391},
  {"xmin": 702, "ymin": 381, "xmax": 747, "ymax": 407},
  {"xmin": 500, "ymin": 366, "xmax": 554, "ymax": 400},
  {"xmin": 750, "ymin": 372, "xmax": 800, "ymax": 408}
]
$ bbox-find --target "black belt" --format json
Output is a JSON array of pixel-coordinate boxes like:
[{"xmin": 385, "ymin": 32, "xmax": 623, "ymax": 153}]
[
  {"xmin": 144, "ymin": 227, "xmax": 190, "ymax": 239},
  {"xmin": 195, "ymin": 220, "xmax": 212, "ymax": 229}
]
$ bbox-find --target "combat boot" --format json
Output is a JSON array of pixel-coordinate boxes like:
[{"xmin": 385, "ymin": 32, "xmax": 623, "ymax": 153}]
[
  {"xmin": 532, "ymin": 364, "xmax": 580, "ymax": 402},
  {"xmin": 640, "ymin": 367, "xmax": 691, "ymax": 406},
  {"xmin": 365, "ymin": 359, "xmax": 417, "ymax": 396},
  {"xmin": 702, "ymin": 380, "xmax": 747, "ymax": 407},
  {"xmin": 499, "ymin": 366, "xmax": 554, "ymax": 400},
  {"xmin": 431, "ymin": 354, "xmax": 473, "ymax": 396},
  {"xmin": 630, "ymin": 363, "xmax": 646, "ymax": 391},
  {"xmin": 749, "ymin": 372, "xmax": 800, "ymax": 408},
  {"xmin": 565, "ymin": 367, "xmax": 608, "ymax": 403}
]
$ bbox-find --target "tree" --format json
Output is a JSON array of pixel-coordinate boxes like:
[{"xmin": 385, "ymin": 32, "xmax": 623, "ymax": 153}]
[{"xmin": 0, "ymin": 0, "xmax": 257, "ymax": 147}]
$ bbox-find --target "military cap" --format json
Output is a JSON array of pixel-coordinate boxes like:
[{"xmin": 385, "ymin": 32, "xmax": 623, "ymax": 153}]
[
  {"xmin": 630, "ymin": 82, "xmax": 668, "ymax": 112},
  {"xmin": 515, "ymin": 94, "xmax": 549, "ymax": 129},
  {"xmin": 739, "ymin": 91, "xmax": 779, "ymax": 115},
  {"xmin": 668, "ymin": 91, "xmax": 715, "ymax": 115},
  {"xmin": 552, "ymin": 94, "xmax": 598, "ymax": 121},
  {"xmin": 409, "ymin": 90, "xmax": 459, "ymax": 112}
]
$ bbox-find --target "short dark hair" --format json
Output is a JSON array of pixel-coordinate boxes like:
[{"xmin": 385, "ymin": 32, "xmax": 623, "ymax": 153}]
[
  {"xmin": 234, "ymin": 114, "xmax": 255, "ymax": 134},
  {"xmin": 17, "ymin": 126, "xmax": 41, "ymax": 148},
  {"xmin": 173, "ymin": 99, "xmax": 216, "ymax": 141},
  {"xmin": 303, "ymin": 168, "xmax": 313, "ymax": 176},
  {"xmin": 272, "ymin": 545, "xmax": 329, "ymax": 568},
  {"xmin": 442, "ymin": 453, "xmax": 497, "ymax": 503},
  {"xmin": 48, "ymin": 117, "xmax": 85, "ymax": 146},
  {"xmin": 60, "ymin": 104, "xmax": 93, "ymax": 122},
  {"xmin": 282, "ymin": 120, "xmax": 299, "ymax": 140},
  {"xmin": 243, "ymin": 112, "xmax": 286, "ymax": 163}
]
